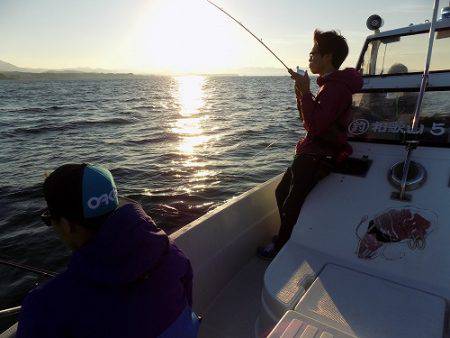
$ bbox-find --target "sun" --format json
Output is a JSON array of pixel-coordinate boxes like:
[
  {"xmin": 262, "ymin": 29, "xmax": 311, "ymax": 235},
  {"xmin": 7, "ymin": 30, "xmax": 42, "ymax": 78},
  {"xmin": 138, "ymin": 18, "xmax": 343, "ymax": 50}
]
[{"xmin": 128, "ymin": 0, "xmax": 249, "ymax": 74}]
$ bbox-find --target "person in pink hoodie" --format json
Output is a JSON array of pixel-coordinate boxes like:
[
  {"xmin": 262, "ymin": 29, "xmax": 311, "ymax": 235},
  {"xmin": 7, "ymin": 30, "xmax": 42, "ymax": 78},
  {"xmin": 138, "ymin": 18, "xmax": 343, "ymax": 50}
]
[{"xmin": 258, "ymin": 30, "xmax": 363, "ymax": 259}]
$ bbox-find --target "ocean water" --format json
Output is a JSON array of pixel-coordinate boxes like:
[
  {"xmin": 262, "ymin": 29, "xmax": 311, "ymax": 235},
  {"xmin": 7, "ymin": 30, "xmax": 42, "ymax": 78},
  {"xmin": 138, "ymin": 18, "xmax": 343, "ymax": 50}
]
[{"xmin": 0, "ymin": 75, "xmax": 313, "ymax": 321}]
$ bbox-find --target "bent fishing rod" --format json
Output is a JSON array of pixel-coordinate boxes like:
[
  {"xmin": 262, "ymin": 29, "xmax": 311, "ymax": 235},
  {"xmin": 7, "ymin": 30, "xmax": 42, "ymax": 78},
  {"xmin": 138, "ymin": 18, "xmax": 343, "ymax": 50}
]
[{"xmin": 206, "ymin": 0, "xmax": 291, "ymax": 71}]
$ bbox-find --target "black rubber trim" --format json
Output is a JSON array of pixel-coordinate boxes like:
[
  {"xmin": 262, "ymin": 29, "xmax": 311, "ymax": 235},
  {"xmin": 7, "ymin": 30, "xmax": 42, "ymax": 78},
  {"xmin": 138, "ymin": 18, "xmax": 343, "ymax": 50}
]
[
  {"xmin": 358, "ymin": 86, "xmax": 450, "ymax": 93},
  {"xmin": 362, "ymin": 70, "xmax": 450, "ymax": 78},
  {"xmin": 348, "ymin": 137, "xmax": 450, "ymax": 149},
  {"xmin": 331, "ymin": 156, "xmax": 372, "ymax": 177}
]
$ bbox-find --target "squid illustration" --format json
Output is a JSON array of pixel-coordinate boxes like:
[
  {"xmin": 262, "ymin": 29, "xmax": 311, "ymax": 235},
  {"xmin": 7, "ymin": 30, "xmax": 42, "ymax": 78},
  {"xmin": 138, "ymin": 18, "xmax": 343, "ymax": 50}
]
[{"xmin": 357, "ymin": 209, "xmax": 431, "ymax": 259}]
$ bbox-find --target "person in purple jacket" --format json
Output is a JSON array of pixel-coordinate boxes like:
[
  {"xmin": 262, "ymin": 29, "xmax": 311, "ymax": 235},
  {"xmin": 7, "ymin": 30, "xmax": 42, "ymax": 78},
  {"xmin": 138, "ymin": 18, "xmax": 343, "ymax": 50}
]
[
  {"xmin": 257, "ymin": 30, "xmax": 363, "ymax": 259},
  {"xmin": 17, "ymin": 163, "xmax": 200, "ymax": 338}
]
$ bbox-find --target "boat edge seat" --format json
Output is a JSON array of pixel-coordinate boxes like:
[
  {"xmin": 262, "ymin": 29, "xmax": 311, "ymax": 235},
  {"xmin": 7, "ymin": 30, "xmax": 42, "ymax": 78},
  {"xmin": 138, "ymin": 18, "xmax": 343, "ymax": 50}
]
[
  {"xmin": 260, "ymin": 241, "xmax": 329, "ymax": 326},
  {"xmin": 0, "ymin": 323, "xmax": 17, "ymax": 338}
]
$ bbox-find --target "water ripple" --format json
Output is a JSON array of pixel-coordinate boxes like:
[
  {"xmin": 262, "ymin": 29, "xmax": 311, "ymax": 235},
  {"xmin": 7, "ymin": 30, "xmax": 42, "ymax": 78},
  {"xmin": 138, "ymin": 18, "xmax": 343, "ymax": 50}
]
[{"xmin": 0, "ymin": 75, "xmax": 315, "ymax": 314}]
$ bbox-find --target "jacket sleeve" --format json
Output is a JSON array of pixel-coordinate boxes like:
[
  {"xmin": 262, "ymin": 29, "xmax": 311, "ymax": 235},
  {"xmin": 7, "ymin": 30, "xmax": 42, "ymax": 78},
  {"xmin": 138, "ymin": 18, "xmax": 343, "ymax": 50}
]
[
  {"xmin": 16, "ymin": 292, "xmax": 62, "ymax": 338},
  {"xmin": 299, "ymin": 83, "xmax": 348, "ymax": 136},
  {"xmin": 296, "ymin": 96, "xmax": 304, "ymax": 122},
  {"xmin": 170, "ymin": 242, "xmax": 194, "ymax": 307},
  {"xmin": 181, "ymin": 261, "xmax": 194, "ymax": 307}
]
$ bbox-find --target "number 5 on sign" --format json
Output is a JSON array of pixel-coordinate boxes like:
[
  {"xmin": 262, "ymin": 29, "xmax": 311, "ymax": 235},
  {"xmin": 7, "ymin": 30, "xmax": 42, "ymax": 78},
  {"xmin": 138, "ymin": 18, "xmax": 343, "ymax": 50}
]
[{"xmin": 430, "ymin": 122, "xmax": 446, "ymax": 136}]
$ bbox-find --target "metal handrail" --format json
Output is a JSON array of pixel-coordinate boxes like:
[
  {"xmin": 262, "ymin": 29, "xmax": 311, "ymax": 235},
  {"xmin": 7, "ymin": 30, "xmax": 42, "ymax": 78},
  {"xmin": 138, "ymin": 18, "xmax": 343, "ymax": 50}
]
[
  {"xmin": 0, "ymin": 306, "xmax": 21, "ymax": 317},
  {"xmin": 398, "ymin": 0, "xmax": 440, "ymax": 200}
]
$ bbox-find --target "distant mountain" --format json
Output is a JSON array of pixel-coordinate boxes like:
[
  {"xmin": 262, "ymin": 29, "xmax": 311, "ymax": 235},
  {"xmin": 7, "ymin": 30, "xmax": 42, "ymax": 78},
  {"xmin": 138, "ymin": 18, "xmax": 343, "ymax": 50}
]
[
  {"xmin": 233, "ymin": 67, "xmax": 290, "ymax": 76},
  {"xmin": 0, "ymin": 60, "xmax": 50, "ymax": 73},
  {"xmin": 232, "ymin": 66, "xmax": 311, "ymax": 76},
  {"xmin": 0, "ymin": 72, "xmax": 137, "ymax": 81},
  {"xmin": 0, "ymin": 60, "xmax": 298, "ymax": 77},
  {"xmin": 0, "ymin": 60, "xmax": 23, "ymax": 72},
  {"xmin": 0, "ymin": 60, "xmax": 121, "ymax": 74},
  {"xmin": 0, "ymin": 60, "xmax": 136, "ymax": 80},
  {"xmin": 44, "ymin": 67, "xmax": 114, "ymax": 73}
]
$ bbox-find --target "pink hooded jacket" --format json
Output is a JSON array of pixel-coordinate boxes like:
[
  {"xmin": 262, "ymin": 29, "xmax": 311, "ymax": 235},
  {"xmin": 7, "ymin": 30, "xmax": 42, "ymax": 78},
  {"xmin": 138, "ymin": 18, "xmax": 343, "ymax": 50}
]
[{"xmin": 296, "ymin": 68, "xmax": 363, "ymax": 159}]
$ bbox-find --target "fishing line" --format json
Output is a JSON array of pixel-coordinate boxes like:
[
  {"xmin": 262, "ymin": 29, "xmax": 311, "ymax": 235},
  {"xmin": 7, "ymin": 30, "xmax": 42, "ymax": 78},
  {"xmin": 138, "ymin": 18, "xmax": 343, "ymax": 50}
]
[
  {"xmin": 206, "ymin": 0, "xmax": 290, "ymax": 70},
  {"xmin": 249, "ymin": 134, "xmax": 287, "ymax": 160},
  {"xmin": 204, "ymin": 1, "xmax": 304, "ymax": 173},
  {"xmin": 0, "ymin": 256, "xmax": 56, "ymax": 278}
]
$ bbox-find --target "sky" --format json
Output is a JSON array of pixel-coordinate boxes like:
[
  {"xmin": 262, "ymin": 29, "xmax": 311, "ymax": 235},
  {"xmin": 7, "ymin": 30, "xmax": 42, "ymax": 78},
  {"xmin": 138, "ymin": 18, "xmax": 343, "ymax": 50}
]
[{"xmin": 0, "ymin": 0, "xmax": 447, "ymax": 74}]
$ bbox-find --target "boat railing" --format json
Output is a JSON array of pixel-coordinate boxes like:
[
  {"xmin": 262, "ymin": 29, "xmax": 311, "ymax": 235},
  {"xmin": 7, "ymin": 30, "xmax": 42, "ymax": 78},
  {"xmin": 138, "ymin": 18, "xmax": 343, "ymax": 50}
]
[
  {"xmin": 397, "ymin": 0, "xmax": 441, "ymax": 200},
  {"xmin": 0, "ymin": 306, "xmax": 21, "ymax": 318}
]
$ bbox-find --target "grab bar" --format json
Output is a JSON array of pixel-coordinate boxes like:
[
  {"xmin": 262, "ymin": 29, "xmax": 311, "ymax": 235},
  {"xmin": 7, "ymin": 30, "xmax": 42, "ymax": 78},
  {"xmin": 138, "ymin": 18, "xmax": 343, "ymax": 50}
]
[{"xmin": 0, "ymin": 306, "xmax": 21, "ymax": 318}]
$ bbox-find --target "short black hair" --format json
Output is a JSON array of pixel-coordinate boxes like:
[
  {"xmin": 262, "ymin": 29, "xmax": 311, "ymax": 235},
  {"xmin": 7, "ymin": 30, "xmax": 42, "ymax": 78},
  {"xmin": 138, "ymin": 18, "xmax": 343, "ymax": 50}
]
[
  {"xmin": 44, "ymin": 164, "xmax": 86, "ymax": 221},
  {"xmin": 314, "ymin": 29, "xmax": 349, "ymax": 69},
  {"xmin": 43, "ymin": 163, "xmax": 111, "ymax": 230}
]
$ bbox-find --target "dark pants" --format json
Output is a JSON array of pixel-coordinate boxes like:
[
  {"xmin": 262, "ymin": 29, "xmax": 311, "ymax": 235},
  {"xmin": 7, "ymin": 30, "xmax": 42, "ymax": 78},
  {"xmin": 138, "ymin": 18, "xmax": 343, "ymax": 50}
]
[{"xmin": 274, "ymin": 154, "xmax": 331, "ymax": 250}]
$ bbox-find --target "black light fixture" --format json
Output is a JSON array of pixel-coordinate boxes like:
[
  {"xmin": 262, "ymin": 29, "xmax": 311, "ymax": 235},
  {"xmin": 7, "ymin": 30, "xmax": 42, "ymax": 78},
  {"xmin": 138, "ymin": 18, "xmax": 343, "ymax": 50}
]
[{"xmin": 366, "ymin": 14, "xmax": 384, "ymax": 31}]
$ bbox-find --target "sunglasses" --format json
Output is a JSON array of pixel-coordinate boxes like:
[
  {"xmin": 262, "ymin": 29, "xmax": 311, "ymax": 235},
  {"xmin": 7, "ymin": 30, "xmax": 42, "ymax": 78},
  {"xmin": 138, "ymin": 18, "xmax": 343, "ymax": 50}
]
[{"xmin": 41, "ymin": 208, "xmax": 52, "ymax": 227}]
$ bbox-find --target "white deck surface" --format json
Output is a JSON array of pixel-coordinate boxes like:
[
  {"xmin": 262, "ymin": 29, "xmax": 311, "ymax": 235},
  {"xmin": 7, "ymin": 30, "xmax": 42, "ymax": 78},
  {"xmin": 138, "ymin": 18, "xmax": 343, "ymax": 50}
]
[
  {"xmin": 263, "ymin": 142, "xmax": 450, "ymax": 328},
  {"xmin": 198, "ymin": 257, "xmax": 269, "ymax": 338},
  {"xmin": 292, "ymin": 143, "xmax": 450, "ymax": 298}
]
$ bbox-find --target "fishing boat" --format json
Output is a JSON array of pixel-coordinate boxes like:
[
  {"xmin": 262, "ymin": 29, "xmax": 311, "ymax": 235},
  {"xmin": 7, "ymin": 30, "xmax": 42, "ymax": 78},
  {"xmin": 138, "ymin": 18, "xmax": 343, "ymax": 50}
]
[{"xmin": 2, "ymin": 1, "xmax": 450, "ymax": 337}]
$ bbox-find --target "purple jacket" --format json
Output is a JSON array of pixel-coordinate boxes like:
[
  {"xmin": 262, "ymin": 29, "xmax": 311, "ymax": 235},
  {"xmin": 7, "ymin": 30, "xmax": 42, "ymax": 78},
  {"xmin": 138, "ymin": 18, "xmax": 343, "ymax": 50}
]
[
  {"xmin": 17, "ymin": 203, "xmax": 195, "ymax": 338},
  {"xmin": 296, "ymin": 68, "xmax": 363, "ymax": 157}
]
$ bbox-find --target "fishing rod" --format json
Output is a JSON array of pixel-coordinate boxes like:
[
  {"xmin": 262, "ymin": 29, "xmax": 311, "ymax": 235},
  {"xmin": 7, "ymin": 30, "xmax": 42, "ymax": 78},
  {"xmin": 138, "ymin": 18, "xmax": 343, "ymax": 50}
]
[
  {"xmin": 0, "ymin": 257, "xmax": 56, "ymax": 317},
  {"xmin": 0, "ymin": 257, "xmax": 56, "ymax": 278},
  {"xmin": 206, "ymin": 0, "xmax": 290, "ymax": 71}
]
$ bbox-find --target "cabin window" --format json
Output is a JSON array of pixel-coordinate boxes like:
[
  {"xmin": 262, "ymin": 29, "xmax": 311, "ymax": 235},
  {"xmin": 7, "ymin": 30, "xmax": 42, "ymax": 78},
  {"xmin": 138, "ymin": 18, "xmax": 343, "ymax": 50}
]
[
  {"xmin": 360, "ymin": 28, "xmax": 450, "ymax": 76},
  {"xmin": 348, "ymin": 90, "xmax": 450, "ymax": 147}
]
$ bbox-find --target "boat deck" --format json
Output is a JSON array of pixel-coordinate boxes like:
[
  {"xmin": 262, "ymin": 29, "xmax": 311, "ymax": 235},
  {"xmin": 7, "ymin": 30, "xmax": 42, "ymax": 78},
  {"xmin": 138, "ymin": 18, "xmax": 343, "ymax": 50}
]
[{"xmin": 198, "ymin": 256, "xmax": 269, "ymax": 338}]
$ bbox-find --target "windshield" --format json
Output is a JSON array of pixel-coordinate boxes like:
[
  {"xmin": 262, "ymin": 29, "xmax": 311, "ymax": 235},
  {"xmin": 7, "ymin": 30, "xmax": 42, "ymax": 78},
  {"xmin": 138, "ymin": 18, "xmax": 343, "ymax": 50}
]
[
  {"xmin": 360, "ymin": 28, "xmax": 450, "ymax": 76},
  {"xmin": 348, "ymin": 90, "xmax": 450, "ymax": 146}
]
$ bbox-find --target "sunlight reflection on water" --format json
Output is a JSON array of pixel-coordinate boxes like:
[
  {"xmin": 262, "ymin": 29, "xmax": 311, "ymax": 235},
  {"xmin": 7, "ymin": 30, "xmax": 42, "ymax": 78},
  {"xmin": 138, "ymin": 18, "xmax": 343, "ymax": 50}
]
[
  {"xmin": 172, "ymin": 76, "xmax": 210, "ymax": 154},
  {"xmin": 177, "ymin": 75, "xmax": 205, "ymax": 117},
  {"xmin": 172, "ymin": 75, "xmax": 218, "ymax": 191},
  {"xmin": 0, "ymin": 75, "xmax": 304, "ymax": 315}
]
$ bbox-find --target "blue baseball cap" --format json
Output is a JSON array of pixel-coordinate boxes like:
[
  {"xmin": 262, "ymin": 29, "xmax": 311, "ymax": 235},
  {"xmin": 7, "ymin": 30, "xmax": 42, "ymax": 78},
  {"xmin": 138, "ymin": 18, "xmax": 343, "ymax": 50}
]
[
  {"xmin": 44, "ymin": 163, "xmax": 119, "ymax": 223},
  {"xmin": 82, "ymin": 165, "xmax": 119, "ymax": 218}
]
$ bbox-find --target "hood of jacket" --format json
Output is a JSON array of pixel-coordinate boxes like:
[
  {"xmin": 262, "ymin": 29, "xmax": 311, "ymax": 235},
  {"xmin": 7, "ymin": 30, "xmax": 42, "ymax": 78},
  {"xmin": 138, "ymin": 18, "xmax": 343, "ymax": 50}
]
[
  {"xmin": 68, "ymin": 203, "xmax": 169, "ymax": 286},
  {"xmin": 317, "ymin": 68, "xmax": 363, "ymax": 94}
]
